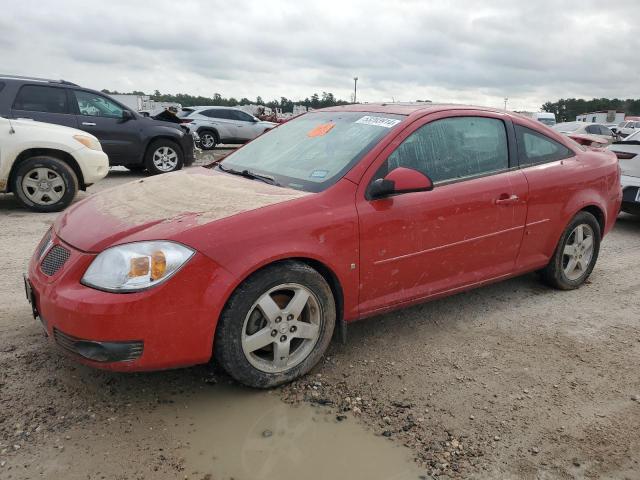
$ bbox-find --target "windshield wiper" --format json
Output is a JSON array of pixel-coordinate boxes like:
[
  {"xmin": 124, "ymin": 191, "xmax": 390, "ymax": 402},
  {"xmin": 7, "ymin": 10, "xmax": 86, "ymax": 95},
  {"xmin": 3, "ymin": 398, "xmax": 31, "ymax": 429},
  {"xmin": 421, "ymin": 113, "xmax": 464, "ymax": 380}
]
[{"xmin": 216, "ymin": 164, "xmax": 279, "ymax": 186}]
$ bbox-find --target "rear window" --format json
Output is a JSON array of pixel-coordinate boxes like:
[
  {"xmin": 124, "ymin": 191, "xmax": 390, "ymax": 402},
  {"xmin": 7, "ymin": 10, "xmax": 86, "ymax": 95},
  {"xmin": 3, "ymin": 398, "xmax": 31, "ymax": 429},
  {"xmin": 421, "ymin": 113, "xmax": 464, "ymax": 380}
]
[
  {"xmin": 13, "ymin": 85, "xmax": 69, "ymax": 114},
  {"xmin": 178, "ymin": 108, "xmax": 194, "ymax": 118},
  {"xmin": 516, "ymin": 125, "xmax": 574, "ymax": 166}
]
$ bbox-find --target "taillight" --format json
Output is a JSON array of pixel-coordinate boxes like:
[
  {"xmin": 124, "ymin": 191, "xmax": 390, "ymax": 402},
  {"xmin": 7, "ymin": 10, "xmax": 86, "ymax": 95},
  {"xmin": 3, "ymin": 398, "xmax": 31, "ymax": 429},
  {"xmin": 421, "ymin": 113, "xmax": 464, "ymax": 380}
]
[{"xmin": 612, "ymin": 151, "xmax": 637, "ymax": 160}]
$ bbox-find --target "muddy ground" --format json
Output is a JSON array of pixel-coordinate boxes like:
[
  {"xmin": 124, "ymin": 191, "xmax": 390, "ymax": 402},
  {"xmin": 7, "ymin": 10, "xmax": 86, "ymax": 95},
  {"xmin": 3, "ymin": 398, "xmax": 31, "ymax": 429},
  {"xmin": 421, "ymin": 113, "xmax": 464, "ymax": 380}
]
[{"xmin": 1, "ymin": 155, "xmax": 639, "ymax": 479}]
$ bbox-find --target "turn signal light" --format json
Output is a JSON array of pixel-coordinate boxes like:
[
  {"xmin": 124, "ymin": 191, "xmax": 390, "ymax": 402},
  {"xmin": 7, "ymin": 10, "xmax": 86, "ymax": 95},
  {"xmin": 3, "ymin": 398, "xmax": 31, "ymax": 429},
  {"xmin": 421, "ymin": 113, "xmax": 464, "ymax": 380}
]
[
  {"xmin": 151, "ymin": 251, "xmax": 167, "ymax": 281},
  {"xmin": 129, "ymin": 257, "xmax": 150, "ymax": 277}
]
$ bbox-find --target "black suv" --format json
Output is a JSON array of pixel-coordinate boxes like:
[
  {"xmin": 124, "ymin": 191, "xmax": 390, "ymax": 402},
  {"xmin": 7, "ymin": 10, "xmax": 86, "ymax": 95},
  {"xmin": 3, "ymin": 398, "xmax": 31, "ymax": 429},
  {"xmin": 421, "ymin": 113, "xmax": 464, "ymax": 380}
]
[{"xmin": 0, "ymin": 75, "xmax": 195, "ymax": 174}]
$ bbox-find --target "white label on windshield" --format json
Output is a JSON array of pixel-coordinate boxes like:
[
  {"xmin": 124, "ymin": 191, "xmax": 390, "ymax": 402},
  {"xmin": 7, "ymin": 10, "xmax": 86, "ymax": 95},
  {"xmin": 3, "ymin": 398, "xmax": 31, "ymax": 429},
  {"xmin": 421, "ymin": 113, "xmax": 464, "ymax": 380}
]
[{"xmin": 355, "ymin": 116, "xmax": 401, "ymax": 128}]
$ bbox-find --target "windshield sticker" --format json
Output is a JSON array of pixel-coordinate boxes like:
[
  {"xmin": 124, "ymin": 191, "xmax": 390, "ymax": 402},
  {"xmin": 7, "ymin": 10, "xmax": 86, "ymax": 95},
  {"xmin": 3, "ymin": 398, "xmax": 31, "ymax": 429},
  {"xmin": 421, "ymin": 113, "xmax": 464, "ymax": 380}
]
[
  {"xmin": 355, "ymin": 116, "xmax": 401, "ymax": 128},
  {"xmin": 310, "ymin": 169, "xmax": 329, "ymax": 179},
  {"xmin": 307, "ymin": 123, "xmax": 335, "ymax": 138}
]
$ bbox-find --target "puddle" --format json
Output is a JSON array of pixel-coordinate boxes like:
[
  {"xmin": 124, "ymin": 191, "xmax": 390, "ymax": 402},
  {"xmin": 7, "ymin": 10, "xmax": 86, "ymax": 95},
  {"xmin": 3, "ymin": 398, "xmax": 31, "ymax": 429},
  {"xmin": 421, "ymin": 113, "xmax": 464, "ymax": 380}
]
[{"xmin": 178, "ymin": 385, "xmax": 424, "ymax": 480}]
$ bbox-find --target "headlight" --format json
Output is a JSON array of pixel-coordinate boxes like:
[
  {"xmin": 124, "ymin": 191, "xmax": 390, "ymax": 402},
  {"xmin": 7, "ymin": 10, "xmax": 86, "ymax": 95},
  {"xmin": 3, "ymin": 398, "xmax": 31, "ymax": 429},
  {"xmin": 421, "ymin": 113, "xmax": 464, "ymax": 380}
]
[
  {"xmin": 81, "ymin": 241, "xmax": 195, "ymax": 292},
  {"xmin": 73, "ymin": 134, "xmax": 103, "ymax": 151}
]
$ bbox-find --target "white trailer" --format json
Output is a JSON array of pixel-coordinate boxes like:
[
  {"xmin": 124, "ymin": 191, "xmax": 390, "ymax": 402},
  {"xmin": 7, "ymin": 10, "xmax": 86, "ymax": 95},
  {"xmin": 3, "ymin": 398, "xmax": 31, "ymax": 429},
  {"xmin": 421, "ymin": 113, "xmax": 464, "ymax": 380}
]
[{"xmin": 576, "ymin": 111, "xmax": 625, "ymax": 124}]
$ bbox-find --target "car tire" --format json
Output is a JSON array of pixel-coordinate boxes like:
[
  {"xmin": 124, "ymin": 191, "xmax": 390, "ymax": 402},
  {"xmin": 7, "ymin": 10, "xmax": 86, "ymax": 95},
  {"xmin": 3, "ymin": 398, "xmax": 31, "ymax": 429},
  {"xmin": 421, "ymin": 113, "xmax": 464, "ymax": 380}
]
[
  {"xmin": 144, "ymin": 139, "xmax": 183, "ymax": 175},
  {"xmin": 214, "ymin": 261, "xmax": 336, "ymax": 388},
  {"xmin": 199, "ymin": 130, "xmax": 218, "ymax": 150},
  {"xmin": 12, "ymin": 156, "xmax": 78, "ymax": 213},
  {"xmin": 541, "ymin": 211, "xmax": 601, "ymax": 290}
]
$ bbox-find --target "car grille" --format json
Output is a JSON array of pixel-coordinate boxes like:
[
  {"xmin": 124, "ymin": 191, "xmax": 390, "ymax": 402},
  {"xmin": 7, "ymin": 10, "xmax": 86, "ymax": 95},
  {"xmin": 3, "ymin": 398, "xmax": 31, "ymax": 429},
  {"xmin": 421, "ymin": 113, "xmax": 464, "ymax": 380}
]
[
  {"xmin": 53, "ymin": 328, "xmax": 144, "ymax": 362},
  {"xmin": 40, "ymin": 245, "xmax": 71, "ymax": 276}
]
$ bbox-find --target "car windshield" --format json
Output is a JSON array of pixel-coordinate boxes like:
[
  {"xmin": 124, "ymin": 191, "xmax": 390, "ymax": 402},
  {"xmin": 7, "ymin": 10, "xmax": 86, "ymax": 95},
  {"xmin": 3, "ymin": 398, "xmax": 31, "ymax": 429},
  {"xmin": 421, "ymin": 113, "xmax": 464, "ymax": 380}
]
[
  {"xmin": 552, "ymin": 122, "xmax": 581, "ymax": 132},
  {"xmin": 220, "ymin": 111, "xmax": 405, "ymax": 192},
  {"xmin": 537, "ymin": 118, "xmax": 556, "ymax": 126}
]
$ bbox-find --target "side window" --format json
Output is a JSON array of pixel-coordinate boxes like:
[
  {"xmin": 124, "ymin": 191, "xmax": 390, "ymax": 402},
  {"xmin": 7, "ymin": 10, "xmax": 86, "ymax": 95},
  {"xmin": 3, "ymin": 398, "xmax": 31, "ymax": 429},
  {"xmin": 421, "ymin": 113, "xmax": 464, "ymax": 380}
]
[
  {"xmin": 381, "ymin": 116, "xmax": 509, "ymax": 184},
  {"xmin": 600, "ymin": 126, "xmax": 612, "ymax": 135},
  {"xmin": 74, "ymin": 91, "xmax": 124, "ymax": 119},
  {"xmin": 203, "ymin": 109, "xmax": 231, "ymax": 119},
  {"xmin": 13, "ymin": 85, "xmax": 69, "ymax": 114},
  {"xmin": 231, "ymin": 110, "xmax": 254, "ymax": 122},
  {"xmin": 515, "ymin": 125, "xmax": 573, "ymax": 166}
]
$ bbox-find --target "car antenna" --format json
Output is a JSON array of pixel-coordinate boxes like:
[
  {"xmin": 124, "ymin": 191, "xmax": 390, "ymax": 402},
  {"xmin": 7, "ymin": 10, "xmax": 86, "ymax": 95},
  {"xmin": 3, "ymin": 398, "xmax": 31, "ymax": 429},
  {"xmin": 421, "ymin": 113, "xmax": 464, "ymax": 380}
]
[{"xmin": 7, "ymin": 117, "xmax": 15, "ymax": 134}]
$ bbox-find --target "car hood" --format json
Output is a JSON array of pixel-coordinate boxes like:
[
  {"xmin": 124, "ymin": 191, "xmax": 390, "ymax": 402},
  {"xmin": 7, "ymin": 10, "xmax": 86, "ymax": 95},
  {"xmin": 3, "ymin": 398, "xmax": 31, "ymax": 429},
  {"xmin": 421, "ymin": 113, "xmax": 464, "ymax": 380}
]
[
  {"xmin": 55, "ymin": 168, "xmax": 310, "ymax": 253},
  {"xmin": 12, "ymin": 118, "xmax": 98, "ymax": 139}
]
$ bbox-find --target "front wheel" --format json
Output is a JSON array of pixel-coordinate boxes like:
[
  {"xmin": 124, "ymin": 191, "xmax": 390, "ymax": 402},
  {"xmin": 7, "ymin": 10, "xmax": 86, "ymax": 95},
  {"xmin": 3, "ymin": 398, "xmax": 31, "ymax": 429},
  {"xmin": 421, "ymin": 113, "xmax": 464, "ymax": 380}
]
[
  {"xmin": 12, "ymin": 156, "xmax": 78, "ymax": 212},
  {"xmin": 145, "ymin": 139, "xmax": 183, "ymax": 174},
  {"xmin": 541, "ymin": 211, "xmax": 601, "ymax": 290},
  {"xmin": 214, "ymin": 261, "xmax": 335, "ymax": 388}
]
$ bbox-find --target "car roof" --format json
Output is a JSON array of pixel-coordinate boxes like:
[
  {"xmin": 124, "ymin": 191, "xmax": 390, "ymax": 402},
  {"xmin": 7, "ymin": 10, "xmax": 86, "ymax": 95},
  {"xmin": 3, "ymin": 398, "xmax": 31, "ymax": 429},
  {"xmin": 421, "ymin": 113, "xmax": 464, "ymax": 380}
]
[
  {"xmin": 0, "ymin": 74, "xmax": 78, "ymax": 86},
  {"xmin": 319, "ymin": 102, "xmax": 511, "ymax": 117},
  {"xmin": 188, "ymin": 105, "xmax": 243, "ymax": 111}
]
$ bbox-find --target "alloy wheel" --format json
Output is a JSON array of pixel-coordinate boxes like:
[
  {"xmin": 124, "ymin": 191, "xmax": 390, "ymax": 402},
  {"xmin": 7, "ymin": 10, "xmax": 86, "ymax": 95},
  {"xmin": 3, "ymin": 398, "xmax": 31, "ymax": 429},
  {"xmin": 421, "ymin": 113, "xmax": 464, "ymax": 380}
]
[
  {"xmin": 241, "ymin": 283, "xmax": 323, "ymax": 373},
  {"xmin": 21, "ymin": 167, "xmax": 65, "ymax": 205},
  {"xmin": 152, "ymin": 146, "xmax": 179, "ymax": 172},
  {"xmin": 562, "ymin": 224, "xmax": 595, "ymax": 281},
  {"xmin": 201, "ymin": 133, "xmax": 216, "ymax": 149}
]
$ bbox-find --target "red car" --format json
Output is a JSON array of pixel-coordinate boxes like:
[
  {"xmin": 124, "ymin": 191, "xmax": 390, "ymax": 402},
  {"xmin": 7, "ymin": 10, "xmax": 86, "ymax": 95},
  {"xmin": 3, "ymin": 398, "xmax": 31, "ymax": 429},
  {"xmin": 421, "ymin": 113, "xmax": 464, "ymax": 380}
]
[{"xmin": 25, "ymin": 104, "xmax": 622, "ymax": 388}]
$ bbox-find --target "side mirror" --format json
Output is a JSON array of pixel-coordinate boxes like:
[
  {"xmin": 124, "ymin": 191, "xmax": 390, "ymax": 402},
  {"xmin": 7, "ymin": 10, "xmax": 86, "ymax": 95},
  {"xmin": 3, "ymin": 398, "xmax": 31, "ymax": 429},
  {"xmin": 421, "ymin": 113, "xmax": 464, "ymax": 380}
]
[
  {"xmin": 369, "ymin": 167, "xmax": 433, "ymax": 199},
  {"xmin": 122, "ymin": 110, "xmax": 134, "ymax": 121}
]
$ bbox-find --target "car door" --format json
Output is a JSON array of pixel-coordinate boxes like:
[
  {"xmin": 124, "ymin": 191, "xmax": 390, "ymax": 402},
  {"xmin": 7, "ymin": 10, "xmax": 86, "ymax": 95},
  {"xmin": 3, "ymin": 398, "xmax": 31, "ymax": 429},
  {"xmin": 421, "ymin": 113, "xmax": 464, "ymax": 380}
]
[
  {"xmin": 356, "ymin": 112, "xmax": 529, "ymax": 315},
  {"xmin": 70, "ymin": 90, "xmax": 142, "ymax": 163},
  {"xmin": 230, "ymin": 110, "xmax": 260, "ymax": 140},
  {"xmin": 201, "ymin": 109, "xmax": 239, "ymax": 142},
  {"xmin": 11, "ymin": 84, "xmax": 78, "ymax": 128}
]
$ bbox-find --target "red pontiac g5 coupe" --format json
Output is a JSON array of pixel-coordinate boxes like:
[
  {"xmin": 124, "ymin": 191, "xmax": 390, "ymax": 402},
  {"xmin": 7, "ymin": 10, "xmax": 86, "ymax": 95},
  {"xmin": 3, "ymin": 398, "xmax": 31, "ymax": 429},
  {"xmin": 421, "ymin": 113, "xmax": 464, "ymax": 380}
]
[{"xmin": 25, "ymin": 104, "xmax": 622, "ymax": 388}]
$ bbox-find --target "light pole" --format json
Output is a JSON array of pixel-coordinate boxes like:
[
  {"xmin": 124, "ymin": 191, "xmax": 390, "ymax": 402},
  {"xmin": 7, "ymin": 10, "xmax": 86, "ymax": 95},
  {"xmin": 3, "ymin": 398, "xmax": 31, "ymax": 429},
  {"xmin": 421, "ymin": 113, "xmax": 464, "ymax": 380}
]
[
  {"xmin": 353, "ymin": 77, "xmax": 358, "ymax": 104},
  {"xmin": 503, "ymin": 97, "xmax": 508, "ymax": 110}
]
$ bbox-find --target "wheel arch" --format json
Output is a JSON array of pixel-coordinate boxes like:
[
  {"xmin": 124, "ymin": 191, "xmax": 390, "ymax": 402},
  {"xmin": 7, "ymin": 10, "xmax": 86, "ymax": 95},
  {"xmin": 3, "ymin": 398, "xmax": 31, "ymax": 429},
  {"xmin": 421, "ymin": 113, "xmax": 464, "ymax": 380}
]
[
  {"xmin": 213, "ymin": 256, "xmax": 345, "ymax": 346},
  {"xmin": 8, "ymin": 148, "xmax": 86, "ymax": 192},
  {"xmin": 144, "ymin": 135, "xmax": 185, "ymax": 159},
  {"xmin": 580, "ymin": 204, "xmax": 606, "ymax": 236}
]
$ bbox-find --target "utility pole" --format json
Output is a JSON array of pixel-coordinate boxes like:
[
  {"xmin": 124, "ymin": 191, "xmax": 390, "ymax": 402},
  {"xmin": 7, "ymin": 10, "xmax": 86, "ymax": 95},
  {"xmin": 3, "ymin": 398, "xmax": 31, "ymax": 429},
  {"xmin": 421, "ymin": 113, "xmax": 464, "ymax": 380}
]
[
  {"xmin": 353, "ymin": 77, "xmax": 358, "ymax": 104},
  {"xmin": 503, "ymin": 97, "xmax": 508, "ymax": 110}
]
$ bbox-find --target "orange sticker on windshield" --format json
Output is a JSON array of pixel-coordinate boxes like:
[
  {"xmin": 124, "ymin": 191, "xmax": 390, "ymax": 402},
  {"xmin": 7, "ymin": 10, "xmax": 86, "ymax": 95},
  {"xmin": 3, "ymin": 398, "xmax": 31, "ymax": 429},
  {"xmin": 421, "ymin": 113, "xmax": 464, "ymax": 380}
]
[{"xmin": 307, "ymin": 123, "xmax": 335, "ymax": 138}]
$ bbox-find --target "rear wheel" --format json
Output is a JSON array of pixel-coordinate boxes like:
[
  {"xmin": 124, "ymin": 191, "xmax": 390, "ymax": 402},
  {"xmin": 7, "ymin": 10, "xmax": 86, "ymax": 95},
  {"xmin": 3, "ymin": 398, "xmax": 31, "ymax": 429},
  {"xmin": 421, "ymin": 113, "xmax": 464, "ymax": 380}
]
[
  {"xmin": 541, "ymin": 211, "xmax": 601, "ymax": 290},
  {"xmin": 12, "ymin": 156, "xmax": 78, "ymax": 212},
  {"xmin": 199, "ymin": 131, "xmax": 217, "ymax": 150},
  {"xmin": 145, "ymin": 139, "xmax": 183, "ymax": 174},
  {"xmin": 214, "ymin": 261, "xmax": 335, "ymax": 388}
]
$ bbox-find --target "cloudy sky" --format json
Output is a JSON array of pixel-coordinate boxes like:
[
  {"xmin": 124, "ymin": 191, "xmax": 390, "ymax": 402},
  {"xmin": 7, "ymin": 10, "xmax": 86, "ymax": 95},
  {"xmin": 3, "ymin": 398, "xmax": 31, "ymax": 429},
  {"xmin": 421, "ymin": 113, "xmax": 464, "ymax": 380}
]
[{"xmin": 1, "ymin": 0, "xmax": 637, "ymax": 110}]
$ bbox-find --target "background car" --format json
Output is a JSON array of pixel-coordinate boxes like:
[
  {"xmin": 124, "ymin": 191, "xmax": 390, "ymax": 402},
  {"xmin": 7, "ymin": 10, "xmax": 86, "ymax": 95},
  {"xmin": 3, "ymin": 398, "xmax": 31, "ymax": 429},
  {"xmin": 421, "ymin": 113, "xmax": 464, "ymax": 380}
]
[
  {"xmin": 0, "ymin": 116, "xmax": 108, "ymax": 212},
  {"xmin": 0, "ymin": 75, "xmax": 195, "ymax": 174},
  {"xmin": 552, "ymin": 121, "xmax": 617, "ymax": 144},
  {"xmin": 608, "ymin": 130, "xmax": 640, "ymax": 215},
  {"xmin": 178, "ymin": 106, "xmax": 277, "ymax": 150},
  {"xmin": 616, "ymin": 120, "xmax": 640, "ymax": 138}
]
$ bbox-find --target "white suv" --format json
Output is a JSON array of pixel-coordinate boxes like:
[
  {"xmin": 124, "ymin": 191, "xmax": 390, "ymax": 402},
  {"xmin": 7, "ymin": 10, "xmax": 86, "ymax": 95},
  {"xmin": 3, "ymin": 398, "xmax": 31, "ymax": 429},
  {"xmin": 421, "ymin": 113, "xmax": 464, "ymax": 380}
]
[
  {"xmin": 616, "ymin": 120, "xmax": 640, "ymax": 138},
  {"xmin": 0, "ymin": 116, "xmax": 108, "ymax": 212},
  {"xmin": 178, "ymin": 106, "xmax": 277, "ymax": 150},
  {"xmin": 608, "ymin": 130, "xmax": 640, "ymax": 215}
]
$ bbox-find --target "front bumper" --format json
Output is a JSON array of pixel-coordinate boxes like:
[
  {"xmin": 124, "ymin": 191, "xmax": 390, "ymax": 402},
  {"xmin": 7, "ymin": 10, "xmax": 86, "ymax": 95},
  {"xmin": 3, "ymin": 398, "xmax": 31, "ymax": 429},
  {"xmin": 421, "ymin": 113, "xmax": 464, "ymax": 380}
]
[
  {"xmin": 75, "ymin": 148, "xmax": 109, "ymax": 186},
  {"xmin": 26, "ymin": 232, "xmax": 233, "ymax": 371}
]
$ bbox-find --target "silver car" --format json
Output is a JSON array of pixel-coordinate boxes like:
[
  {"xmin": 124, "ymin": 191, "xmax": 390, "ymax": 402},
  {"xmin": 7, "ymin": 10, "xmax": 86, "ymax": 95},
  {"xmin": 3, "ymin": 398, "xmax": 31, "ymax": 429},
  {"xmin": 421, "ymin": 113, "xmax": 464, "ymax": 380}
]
[{"xmin": 178, "ymin": 106, "xmax": 277, "ymax": 150}]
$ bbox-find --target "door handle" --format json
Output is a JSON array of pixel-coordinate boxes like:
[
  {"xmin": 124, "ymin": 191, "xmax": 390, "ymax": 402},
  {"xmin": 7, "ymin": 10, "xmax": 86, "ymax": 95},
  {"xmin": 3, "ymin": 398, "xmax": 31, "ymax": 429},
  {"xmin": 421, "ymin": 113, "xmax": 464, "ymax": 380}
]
[
  {"xmin": 82, "ymin": 122, "xmax": 96, "ymax": 126},
  {"xmin": 495, "ymin": 194, "xmax": 519, "ymax": 205}
]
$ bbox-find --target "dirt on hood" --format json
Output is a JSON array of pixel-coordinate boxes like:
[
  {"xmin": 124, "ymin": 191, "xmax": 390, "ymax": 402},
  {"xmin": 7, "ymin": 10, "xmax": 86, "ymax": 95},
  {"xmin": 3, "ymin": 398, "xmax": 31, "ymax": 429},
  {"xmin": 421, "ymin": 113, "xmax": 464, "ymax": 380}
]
[{"xmin": 92, "ymin": 168, "xmax": 309, "ymax": 226}]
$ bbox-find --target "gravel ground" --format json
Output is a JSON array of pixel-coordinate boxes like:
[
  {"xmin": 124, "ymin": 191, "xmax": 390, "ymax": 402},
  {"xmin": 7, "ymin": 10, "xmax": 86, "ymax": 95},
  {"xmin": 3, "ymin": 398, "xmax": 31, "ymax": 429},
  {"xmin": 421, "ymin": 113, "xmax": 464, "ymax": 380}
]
[{"xmin": 1, "ymin": 157, "xmax": 639, "ymax": 479}]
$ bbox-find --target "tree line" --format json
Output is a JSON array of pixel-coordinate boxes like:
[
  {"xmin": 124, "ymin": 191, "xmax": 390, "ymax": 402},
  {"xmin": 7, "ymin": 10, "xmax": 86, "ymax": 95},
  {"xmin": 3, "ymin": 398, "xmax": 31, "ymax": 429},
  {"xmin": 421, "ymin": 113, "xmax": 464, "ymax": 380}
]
[
  {"xmin": 542, "ymin": 98, "xmax": 640, "ymax": 122},
  {"xmin": 101, "ymin": 89, "xmax": 349, "ymax": 112}
]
